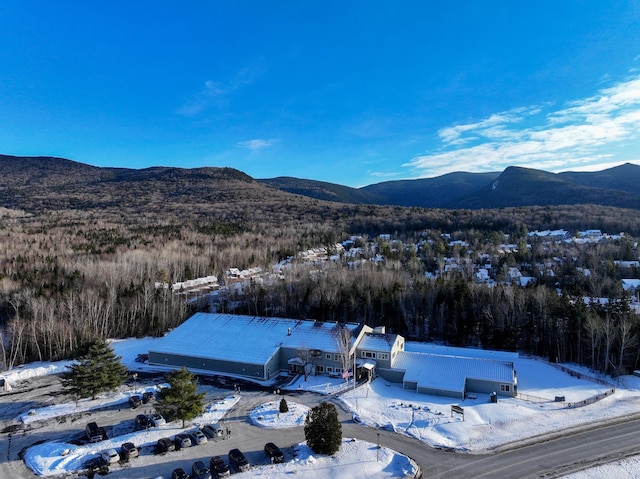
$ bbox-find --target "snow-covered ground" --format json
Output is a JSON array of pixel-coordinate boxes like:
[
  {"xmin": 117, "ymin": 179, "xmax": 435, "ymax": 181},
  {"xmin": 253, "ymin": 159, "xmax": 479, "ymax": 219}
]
[
  {"xmin": 230, "ymin": 438, "xmax": 417, "ymax": 479},
  {"xmin": 249, "ymin": 400, "xmax": 309, "ymax": 428},
  {"xmin": 4, "ymin": 336, "xmax": 640, "ymax": 477},
  {"xmin": 563, "ymin": 456, "xmax": 640, "ymax": 479}
]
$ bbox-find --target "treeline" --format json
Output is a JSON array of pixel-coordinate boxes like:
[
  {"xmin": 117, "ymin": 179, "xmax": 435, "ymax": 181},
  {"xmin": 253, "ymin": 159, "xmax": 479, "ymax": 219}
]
[
  {"xmin": 223, "ymin": 260, "xmax": 639, "ymax": 376},
  {"xmin": 1, "ymin": 200, "xmax": 639, "ymax": 377}
]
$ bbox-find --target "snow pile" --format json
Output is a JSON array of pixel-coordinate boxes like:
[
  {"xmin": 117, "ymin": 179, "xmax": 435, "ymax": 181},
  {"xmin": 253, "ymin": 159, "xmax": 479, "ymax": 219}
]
[
  {"xmin": 230, "ymin": 439, "xmax": 418, "ymax": 479},
  {"xmin": 0, "ymin": 361, "xmax": 72, "ymax": 388},
  {"xmin": 24, "ymin": 426, "xmax": 183, "ymax": 476},
  {"xmin": 19, "ymin": 385, "xmax": 164, "ymax": 424},
  {"xmin": 249, "ymin": 400, "xmax": 309, "ymax": 428},
  {"xmin": 194, "ymin": 394, "xmax": 240, "ymax": 425}
]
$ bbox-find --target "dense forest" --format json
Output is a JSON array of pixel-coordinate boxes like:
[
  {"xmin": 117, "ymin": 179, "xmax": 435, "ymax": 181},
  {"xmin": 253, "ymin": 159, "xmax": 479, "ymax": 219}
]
[{"xmin": 1, "ymin": 158, "xmax": 640, "ymax": 377}]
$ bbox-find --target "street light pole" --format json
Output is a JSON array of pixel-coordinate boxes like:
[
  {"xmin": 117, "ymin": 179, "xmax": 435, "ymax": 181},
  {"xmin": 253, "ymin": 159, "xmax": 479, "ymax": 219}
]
[{"xmin": 377, "ymin": 432, "xmax": 380, "ymax": 461}]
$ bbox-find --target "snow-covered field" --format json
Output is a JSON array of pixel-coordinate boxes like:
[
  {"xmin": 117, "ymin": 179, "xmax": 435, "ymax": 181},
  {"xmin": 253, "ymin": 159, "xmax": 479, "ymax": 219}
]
[
  {"xmin": 3, "ymin": 336, "xmax": 640, "ymax": 477},
  {"xmin": 338, "ymin": 357, "xmax": 640, "ymax": 453}
]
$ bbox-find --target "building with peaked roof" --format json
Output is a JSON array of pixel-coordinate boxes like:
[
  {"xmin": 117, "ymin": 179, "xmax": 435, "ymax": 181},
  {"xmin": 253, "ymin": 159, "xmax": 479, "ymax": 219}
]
[
  {"xmin": 148, "ymin": 313, "xmax": 361, "ymax": 381},
  {"xmin": 147, "ymin": 313, "xmax": 517, "ymax": 399}
]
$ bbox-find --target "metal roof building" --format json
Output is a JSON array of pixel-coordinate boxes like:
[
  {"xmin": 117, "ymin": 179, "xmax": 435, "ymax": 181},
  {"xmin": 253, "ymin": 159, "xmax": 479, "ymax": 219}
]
[
  {"xmin": 148, "ymin": 313, "xmax": 360, "ymax": 382},
  {"xmin": 393, "ymin": 351, "xmax": 517, "ymax": 399}
]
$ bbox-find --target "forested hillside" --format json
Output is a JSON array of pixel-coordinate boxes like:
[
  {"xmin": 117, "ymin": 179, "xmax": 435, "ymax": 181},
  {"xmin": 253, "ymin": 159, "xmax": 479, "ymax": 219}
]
[{"xmin": 1, "ymin": 155, "xmax": 639, "ymax": 377}]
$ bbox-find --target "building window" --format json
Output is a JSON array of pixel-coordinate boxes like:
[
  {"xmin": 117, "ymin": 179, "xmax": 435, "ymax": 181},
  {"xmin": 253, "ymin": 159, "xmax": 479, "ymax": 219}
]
[
  {"xmin": 501, "ymin": 384, "xmax": 511, "ymax": 392},
  {"xmin": 335, "ymin": 368, "xmax": 342, "ymax": 374},
  {"xmin": 334, "ymin": 354, "xmax": 340, "ymax": 361},
  {"xmin": 326, "ymin": 354, "xmax": 331, "ymax": 360},
  {"xmin": 361, "ymin": 351, "xmax": 375, "ymax": 359},
  {"xmin": 327, "ymin": 367, "xmax": 333, "ymax": 373},
  {"xmin": 316, "ymin": 365, "xmax": 324, "ymax": 373},
  {"xmin": 378, "ymin": 353, "xmax": 389, "ymax": 360}
]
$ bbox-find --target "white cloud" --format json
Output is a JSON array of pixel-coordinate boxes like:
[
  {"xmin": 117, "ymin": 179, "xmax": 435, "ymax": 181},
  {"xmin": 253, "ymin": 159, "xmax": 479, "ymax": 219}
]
[
  {"xmin": 237, "ymin": 138, "xmax": 279, "ymax": 151},
  {"xmin": 406, "ymin": 75, "xmax": 640, "ymax": 177},
  {"xmin": 176, "ymin": 80, "xmax": 227, "ymax": 116},
  {"xmin": 177, "ymin": 62, "xmax": 264, "ymax": 116}
]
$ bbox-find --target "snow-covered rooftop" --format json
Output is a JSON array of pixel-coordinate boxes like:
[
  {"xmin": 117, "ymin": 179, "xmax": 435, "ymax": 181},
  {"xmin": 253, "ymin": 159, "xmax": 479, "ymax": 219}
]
[
  {"xmin": 394, "ymin": 351, "xmax": 514, "ymax": 394},
  {"xmin": 148, "ymin": 313, "xmax": 359, "ymax": 365},
  {"xmin": 358, "ymin": 333, "xmax": 400, "ymax": 351}
]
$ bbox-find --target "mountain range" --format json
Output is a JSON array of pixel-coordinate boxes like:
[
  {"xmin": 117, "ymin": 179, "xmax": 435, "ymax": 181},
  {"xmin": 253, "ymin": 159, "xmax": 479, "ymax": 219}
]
[
  {"xmin": 261, "ymin": 163, "xmax": 640, "ymax": 209},
  {"xmin": 2, "ymin": 154, "xmax": 640, "ymax": 212}
]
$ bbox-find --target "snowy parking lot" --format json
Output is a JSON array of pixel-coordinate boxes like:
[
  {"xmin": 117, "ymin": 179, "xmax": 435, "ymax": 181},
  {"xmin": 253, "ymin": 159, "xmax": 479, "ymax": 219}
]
[{"xmin": 2, "ymin": 336, "xmax": 640, "ymax": 477}]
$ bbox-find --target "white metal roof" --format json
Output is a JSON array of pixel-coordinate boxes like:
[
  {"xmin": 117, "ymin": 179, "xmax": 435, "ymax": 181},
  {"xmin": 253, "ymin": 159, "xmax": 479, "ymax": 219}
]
[
  {"xmin": 148, "ymin": 313, "xmax": 359, "ymax": 366},
  {"xmin": 395, "ymin": 351, "xmax": 514, "ymax": 393},
  {"xmin": 358, "ymin": 333, "xmax": 399, "ymax": 352}
]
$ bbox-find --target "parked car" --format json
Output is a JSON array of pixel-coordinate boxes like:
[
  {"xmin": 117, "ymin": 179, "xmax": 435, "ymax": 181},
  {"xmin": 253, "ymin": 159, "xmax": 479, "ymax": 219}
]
[
  {"xmin": 171, "ymin": 467, "xmax": 190, "ymax": 479},
  {"xmin": 149, "ymin": 413, "xmax": 166, "ymax": 427},
  {"xmin": 120, "ymin": 442, "xmax": 138, "ymax": 461},
  {"xmin": 156, "ymin": 437, "xmax": 175, "ymax": 454},
  {"xmin": 135, "ymin": 353, "xmax": 149, "ymax": 363},
  {"xmin": 128, "ymin": 395, "xmax": 142, "ymax": 408},
  {"xmin": 174, "ymin": 433, "xmax": 192, "ymax": 450},
  {"xmin": 142, "ymin": 391, "xmax": 155, "ymax": 403},
  {"xmin": 135, "ymin": 414, "xmax": 150, "ymax": 430},
  {"xmin": 101, "ymin": 448, "xmax": 120, "ymax": 465},
  {"xmin": 210, "ymin": 455, "xmax": 230, "ymax": 478},
  {"xmin": 264, "ymin": 442, "xmax": 284, "ymax": 463},
  {"xmin": 202, "ymin": 424, "xmax": 224, "ymax": 439},
  {"xmin": 82, "ymin": 456, "xmax": 109, "ymax": 473},
  {"xmin": 85, "ymin": 422, "xmax": 104, "ymax": 443},
  {"xmin": 188, "ymin": 429, "xmax": 208, "ymax": 445},
  {"xmin": 192, "ymin": 460, "xmax": 212, "ymax": 479},
  {"xmin": 228, "ymin": 448, "xmax": 250, "ymax": 472}
]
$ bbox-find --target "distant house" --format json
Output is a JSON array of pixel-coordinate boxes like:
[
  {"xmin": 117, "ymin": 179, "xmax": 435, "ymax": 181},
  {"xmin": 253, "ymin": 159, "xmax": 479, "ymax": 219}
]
[
  {"xmin": 519, "ymin": 276, "xmax": 536, "ymax": 287},
  {"xmin": 622, "ymin": 279, "xmax": 640, "ymax": 302},
  {"xmin": 475, "ymin": 268, "xmax": 491, "ymax": 283},
  {"xmin": 506, "ymin": 267, "xmax": 523, "ymax": 284},
  {"xmin": 148, "ymin": 313, "xmax": 517, "ymax": 399}
]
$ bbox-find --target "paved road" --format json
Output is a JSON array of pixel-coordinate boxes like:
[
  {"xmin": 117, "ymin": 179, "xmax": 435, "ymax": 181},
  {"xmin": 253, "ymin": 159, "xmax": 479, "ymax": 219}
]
[
  {"xmin": 221, "ymin": 390, "xmax": 640, "ymax": 479},
  {"xmin": 2, "ymin": 376, "xmax": 640, "ymax": 478}
]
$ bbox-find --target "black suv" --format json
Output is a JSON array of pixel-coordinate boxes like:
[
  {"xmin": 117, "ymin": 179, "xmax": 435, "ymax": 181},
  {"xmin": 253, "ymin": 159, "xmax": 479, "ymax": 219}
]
[
  {"xmin": 142, "ymin": 391, "xmax": 155, "ymax": 404},
  {"xmin": 156, "ymin": 437, "xmax": 175, "ymax": 454},
  {"xmin": 82, "ymin": 456, "xmax": 109, "ymax": 474},
  {"xmin": 192, "ymin": 460, "xmax": 212, "ymax": 479},
  {"xmin": 134, "ymin": 414, "xmax": 150, "ymax": 430},
  {"xmin": 264, "ymin": 442, "xmax": 284, "ymax": 463},
  {"xmin": 128, "ymin": 395, "xmax": 142, "ymax": 408},
  {"xmin": 210, "ymin": 455, "xmax": 230, "ymax": 477},
  {"xmin": 171, "ymin": 468, "xmax": 189, "ymax": 479},
  {"xmin": 228, "ymin": 448, "xmax": 250, "ymax": 472}
]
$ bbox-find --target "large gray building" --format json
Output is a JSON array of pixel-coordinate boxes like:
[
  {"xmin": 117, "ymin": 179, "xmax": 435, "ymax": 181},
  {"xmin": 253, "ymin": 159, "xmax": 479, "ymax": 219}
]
[{"xmin": 148, "ymin": 313, "xmax": 517, "ymax": 399}]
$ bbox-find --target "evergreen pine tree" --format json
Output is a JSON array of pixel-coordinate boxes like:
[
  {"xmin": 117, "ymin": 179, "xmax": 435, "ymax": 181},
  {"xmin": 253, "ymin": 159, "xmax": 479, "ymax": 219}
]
[
  {"xmin": 279, "ymin": 397, "xmax": 289, "ymax": 413},
  {"xmin": 61, "ymin": 338, "xmax": 128, "ymax": 400},
  {"xmin": 304, "ymin": 402, "xmax": 342, "ymax": 455},
  {"xmin": 155, "ymin": 367, "xmax": 205, "ymax": 428}
]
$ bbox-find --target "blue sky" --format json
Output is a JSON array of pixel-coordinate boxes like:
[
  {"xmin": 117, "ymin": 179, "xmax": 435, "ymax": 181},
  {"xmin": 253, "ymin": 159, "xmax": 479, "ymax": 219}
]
[{"xmin": 2, "ymin": 2, "xmax": 640, "ymax": 187}]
